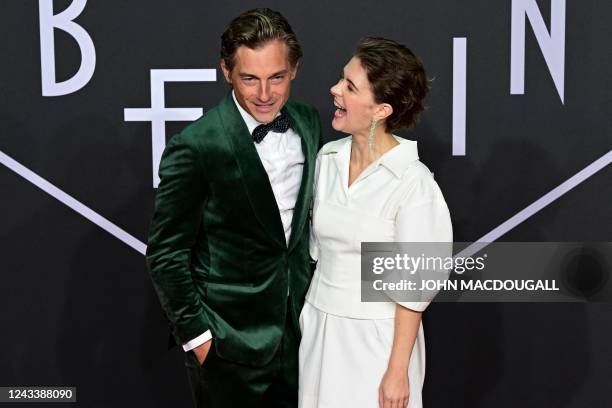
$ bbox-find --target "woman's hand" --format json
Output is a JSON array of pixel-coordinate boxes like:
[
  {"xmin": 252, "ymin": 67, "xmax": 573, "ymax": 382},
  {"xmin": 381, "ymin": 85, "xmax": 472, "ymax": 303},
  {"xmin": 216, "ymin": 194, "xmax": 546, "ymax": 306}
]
[
  {"xmin": 379, "ymin": 305, "xmax": 421, "ymax": 407},
  {"xmin": 379, "ymin": 366, "xmax": 409, "ymax": 408}
]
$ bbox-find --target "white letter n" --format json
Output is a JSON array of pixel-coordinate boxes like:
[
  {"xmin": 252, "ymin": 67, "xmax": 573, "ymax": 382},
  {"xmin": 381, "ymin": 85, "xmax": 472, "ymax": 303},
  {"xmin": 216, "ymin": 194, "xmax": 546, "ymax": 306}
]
[{"xmin": 510, "ymin": 0, "xmax": 566, "ymax": 103}]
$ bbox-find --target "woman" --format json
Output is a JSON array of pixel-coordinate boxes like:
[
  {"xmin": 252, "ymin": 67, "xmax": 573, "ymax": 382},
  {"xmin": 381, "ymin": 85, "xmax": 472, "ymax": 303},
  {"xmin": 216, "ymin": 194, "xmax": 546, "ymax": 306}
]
[{"xmin": 299, "ymin": 37, "xmax": 453, "ymax": 408}]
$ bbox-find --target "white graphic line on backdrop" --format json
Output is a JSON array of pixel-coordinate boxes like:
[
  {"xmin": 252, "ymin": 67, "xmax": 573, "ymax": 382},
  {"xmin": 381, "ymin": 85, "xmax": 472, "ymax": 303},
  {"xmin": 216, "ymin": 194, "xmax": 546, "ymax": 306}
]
[
  {"xmin": 456, "ymin": 149, "xmax": 612, "ymax": 258},
  {"xmin": 1, "ymin": 149, "xmax": 611, "ymax": 257},
  {"xmin": 0, "ymin": 150, "xmax": 147, "ymax": 255}
]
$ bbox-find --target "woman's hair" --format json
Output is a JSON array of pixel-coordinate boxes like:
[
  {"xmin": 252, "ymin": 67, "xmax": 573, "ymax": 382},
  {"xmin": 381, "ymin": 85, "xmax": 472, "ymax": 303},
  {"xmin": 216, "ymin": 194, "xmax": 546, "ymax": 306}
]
[
  {"xmin": 354, "ymin": 37, "xmax": 430, "ymax": 132},
  {"xmin": 220, "ymin": 8, "xmax": 303, "ymax": 72}
]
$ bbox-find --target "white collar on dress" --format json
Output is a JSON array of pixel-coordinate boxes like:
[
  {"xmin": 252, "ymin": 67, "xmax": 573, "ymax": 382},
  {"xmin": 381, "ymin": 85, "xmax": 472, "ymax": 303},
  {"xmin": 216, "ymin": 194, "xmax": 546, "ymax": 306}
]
[
  {"xmin": 380, "ymin": 136, "xmax": 420, "ymax": 178},
  {"xmin": 327, "ymin": 135, "xmax": 420, "ymax": 179}
]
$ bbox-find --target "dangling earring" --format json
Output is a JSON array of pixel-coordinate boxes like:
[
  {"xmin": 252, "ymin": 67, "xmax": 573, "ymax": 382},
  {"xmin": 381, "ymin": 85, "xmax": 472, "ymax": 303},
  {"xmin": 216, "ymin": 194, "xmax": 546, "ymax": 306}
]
[{"xmin": 369, "ymin": 118, "xmax": 378, "ymax": 154}]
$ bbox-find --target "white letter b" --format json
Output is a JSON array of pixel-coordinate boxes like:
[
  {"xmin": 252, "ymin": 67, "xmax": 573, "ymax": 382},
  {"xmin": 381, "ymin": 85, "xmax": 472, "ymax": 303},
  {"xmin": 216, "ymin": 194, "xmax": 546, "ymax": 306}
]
[{"xmin": 39, "ymin": 0, "xmax": 96, "ymax": 96}]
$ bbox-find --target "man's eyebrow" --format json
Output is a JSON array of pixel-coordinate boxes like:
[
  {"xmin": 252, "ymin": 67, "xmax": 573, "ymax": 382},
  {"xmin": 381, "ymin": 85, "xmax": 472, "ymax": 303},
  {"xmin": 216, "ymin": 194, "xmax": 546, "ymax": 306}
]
[
  {"xmin": 269, "ymin": 69, "xmax": 289, "ymax": 77},
  {"xmin": 238, "ymin": 69, "xmax": 290, "ymax": 79}
]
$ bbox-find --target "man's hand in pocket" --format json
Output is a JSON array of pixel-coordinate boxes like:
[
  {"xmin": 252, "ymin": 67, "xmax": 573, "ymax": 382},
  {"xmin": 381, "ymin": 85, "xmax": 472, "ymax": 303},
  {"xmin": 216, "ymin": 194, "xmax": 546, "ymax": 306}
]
[{"xmin": 193, "ymin": 339, "xmax": 212, "ymax": 365}]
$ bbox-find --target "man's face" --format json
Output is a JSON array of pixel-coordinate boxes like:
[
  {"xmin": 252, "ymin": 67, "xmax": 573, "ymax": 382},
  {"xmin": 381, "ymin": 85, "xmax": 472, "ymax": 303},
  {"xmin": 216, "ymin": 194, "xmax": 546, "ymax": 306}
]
[{"xmin": 221, "ymin": 40, "xmax": 298, "ymax": 124}]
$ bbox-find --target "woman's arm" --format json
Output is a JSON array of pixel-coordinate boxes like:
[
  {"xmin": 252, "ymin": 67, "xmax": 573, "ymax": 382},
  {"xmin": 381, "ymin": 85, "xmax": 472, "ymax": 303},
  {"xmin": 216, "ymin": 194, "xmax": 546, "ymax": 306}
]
[
  {"xmin": 379, "ymin": 305, "xmax": 421, "ymax": 408},
  {"xmin": 378, "ymin": 173, "xmax": 453, "ymax": 407}
]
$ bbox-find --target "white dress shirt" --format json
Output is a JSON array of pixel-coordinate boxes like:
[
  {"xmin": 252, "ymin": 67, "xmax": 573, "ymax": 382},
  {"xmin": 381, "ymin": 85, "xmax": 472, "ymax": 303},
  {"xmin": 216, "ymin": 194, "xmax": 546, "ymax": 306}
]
[
  {"xmin": 306, "ymin": 135, "xmax": 453, "ymax": 318},
  {"xmin": 182, "ymin": 91, "xmax": 304, "ymax": 351}
]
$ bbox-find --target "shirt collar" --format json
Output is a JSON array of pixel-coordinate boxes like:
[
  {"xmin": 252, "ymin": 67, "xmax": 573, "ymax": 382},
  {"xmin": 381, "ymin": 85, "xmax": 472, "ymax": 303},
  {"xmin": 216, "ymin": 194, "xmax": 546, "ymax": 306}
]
[
  {"xmin": 331, "ymin": 135, "xmax": 420, "ymax": 179},
  {"xmin": 380, "ymin": 136, "xmax": 420, "ymax": 178},
  {"xmin": 232, "ymin": 90, "xmax": 280, "ymax": 135}
]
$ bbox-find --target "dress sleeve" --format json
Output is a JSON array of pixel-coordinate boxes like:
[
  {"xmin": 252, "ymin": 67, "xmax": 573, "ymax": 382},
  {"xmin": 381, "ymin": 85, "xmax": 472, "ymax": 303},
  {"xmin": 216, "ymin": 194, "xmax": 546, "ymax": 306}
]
[{"xmin": 393, "ymin": 179, "xmax": 453, "ymax": 312}]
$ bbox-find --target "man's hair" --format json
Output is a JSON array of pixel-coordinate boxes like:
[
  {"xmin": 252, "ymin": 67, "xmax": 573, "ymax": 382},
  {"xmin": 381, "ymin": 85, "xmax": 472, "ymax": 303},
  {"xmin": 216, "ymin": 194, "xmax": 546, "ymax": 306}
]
[
  {"xmin": 220, "ymin": 8, "xmax": 303, "ymax": 72},
  {"xmin": 354, "ymin": 37, "xmax": 430, "ymax": 132}
]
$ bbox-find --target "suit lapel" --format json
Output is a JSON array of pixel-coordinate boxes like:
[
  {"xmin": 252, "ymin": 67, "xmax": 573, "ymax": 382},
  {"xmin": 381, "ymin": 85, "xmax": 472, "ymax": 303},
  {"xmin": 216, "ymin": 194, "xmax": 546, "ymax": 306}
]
[
  {"xmin": 217, "ymin": 92, "xmax": 286, "ymax": 248},
  {"xmin": 284, "ymin": 103, "xmax": 315, "ymax": 252}
]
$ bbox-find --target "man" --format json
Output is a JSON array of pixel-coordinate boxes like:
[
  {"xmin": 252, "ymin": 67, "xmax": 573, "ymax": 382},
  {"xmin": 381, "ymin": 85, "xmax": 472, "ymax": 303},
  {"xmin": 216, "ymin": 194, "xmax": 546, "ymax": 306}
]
[{"xmin": 146, "ymin": 8, "xmax": 321, "ymax": 407}]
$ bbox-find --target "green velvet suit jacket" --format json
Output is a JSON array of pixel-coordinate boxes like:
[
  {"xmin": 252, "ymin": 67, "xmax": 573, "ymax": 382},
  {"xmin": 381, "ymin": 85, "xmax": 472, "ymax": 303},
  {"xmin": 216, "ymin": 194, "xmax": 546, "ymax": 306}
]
[{"xmin": 146, "ymin": 91, "xmax": 322, "ymax": 366}]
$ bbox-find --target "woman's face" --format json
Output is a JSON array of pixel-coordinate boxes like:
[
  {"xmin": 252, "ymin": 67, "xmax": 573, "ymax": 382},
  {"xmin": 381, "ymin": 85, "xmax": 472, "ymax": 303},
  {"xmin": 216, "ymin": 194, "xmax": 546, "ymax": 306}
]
[{"xmin": 330, "ymin": 57, "xmax": 378, "ymax": 135}]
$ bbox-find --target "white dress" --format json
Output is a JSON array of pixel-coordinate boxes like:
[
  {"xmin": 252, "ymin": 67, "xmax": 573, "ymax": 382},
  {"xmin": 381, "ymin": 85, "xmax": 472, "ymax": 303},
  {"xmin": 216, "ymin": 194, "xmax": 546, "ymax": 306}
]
[{"xmin": 298, "ymin": 136, "xmax": 453, "ymax": 408}]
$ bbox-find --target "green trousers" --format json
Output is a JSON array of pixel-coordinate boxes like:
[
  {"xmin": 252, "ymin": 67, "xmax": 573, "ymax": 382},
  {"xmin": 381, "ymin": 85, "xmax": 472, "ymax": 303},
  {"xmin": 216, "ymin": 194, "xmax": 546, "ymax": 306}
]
[{"xmin": 184, "ymin": 303, "xmax": 299, "ymax": 407}]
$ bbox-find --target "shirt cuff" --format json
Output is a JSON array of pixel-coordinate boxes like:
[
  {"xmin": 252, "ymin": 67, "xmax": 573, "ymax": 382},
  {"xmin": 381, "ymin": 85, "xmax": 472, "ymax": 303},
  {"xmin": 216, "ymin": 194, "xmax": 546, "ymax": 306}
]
[{"xmin": 182, "ymin": 330, "xmax": 212, "ymax": 352}]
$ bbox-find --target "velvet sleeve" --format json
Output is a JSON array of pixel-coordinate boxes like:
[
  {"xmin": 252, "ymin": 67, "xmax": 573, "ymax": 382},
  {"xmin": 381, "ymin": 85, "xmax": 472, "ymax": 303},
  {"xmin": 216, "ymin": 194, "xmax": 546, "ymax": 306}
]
[{"xmin": 146, "ymin": 133, "xmax": 211, "ymax": 344}]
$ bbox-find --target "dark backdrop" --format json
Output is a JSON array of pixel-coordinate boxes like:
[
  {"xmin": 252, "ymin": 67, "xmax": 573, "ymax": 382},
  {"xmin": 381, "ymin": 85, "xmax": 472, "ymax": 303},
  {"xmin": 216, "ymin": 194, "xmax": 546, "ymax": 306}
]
[{"xmin": 1, "ymin": 1, "xmax": 611, "ymax": 407}]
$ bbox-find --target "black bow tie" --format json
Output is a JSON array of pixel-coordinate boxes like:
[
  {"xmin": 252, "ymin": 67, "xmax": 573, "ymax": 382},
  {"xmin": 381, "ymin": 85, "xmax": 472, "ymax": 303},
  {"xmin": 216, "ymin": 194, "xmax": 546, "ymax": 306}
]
[{"xmin": 252, "ymin": 114, "xmax": 291, "ymax": 143}]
